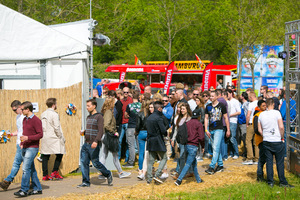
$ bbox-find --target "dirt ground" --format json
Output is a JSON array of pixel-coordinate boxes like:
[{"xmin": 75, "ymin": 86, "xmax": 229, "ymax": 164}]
[{"xmin": 0, "ymin": 157, "xmax": 264, "ymax": 200}]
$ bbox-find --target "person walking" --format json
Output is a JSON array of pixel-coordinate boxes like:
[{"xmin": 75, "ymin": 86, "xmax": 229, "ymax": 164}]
[
  {"xmin": 146, "ymin": 101, "xmax": 168, "ymax": 184},
  {"xmin": 226, "ymin": 89, "xmax": 241, "ymax": 159},
  {"xmin": 118, "ymin": 87, "xmax": 133, "ymax": 161},
  {"xmin": 174, "ymin": 109, "xmax": 205, "ymax": 186},
  {"xmin": 136, "ymin": 99, "xmax": 151, "ymax": 180},
  {"xmin": 14, "ymin": 101, "xmax": 43, "ymax": 197},
  {"xmin": 77, "ymin": 99, "xmax": 113, "ymax": 188},
  {"xmin": 40, "ymin": 98, "xmax": 66, "ymax": 181},
  {"xmin": 99, "ymin": 97, "xmax": 131, "ymax": 179},
  {"xmin": 0, "ymin": 100, "xmax": 25, "ymax": 191},
  {"xmin": 123, "ymin": 93, "xmax": 141, "ymax": 168},
  {"xmin": 243, "ymin": 91, "xmax": 259, "ymax": 165},
  {"xmin": 258, "ymin": 98, "xmax": 294, "ymax": 188},
  {"xmin": 204, "ymin": 91, "xmax": 230, "ymax": 175}
]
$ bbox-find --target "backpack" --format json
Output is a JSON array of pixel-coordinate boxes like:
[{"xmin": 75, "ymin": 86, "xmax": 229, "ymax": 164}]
[
  {"xmin": 176, "ymin": 122, "xmax": 188, "ymax": 145},
  {"xmin": 238, "ymin": 105, "xmax": 246, "ymax": 124}
]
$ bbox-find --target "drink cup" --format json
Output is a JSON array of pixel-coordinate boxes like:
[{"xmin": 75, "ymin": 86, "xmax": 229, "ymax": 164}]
[{"xmin": 80, "ymin": 130, "xmax": 85, "ymax": 136}]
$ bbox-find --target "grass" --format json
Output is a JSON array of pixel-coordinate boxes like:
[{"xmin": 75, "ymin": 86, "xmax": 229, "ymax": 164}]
[{"xmin": 164, "ymin": 173, "xmax": 300, "ymax": 200}]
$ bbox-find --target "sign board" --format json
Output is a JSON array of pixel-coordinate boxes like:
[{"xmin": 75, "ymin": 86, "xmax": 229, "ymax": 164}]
[
  {"xmin": 32, "ymin": 102, "xmax": 39, "ymax": 113},
  {"xmin": 146, "ymin": 61, "xmax": 211, "ymax": 70}
]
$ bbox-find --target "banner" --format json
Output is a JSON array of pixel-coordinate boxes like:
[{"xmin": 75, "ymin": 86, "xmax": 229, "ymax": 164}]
[
  {"xmin": 134, "ymin": 55, "xmax": 143, "ymax": 65},
  {"xmin": 163, "ymin": 62, "xmax": 175, "ymax": 95},
  {"xmin": 195, "ymin": 53, "xmax": 206, "ymax": 70},
  {"xmin": 201, "ymin": 62, "xmax": 213, "ymax": 91},
  {"xmin": 119, "ymin": 71, "xmax": 126, "ymax": 82},
  {"xmin": 261, "ymin": 77, "xmax": 283, "ymax": 95},
  {"xmin": 261, "ymin": 45, "xmax": 284, "ymax": 77}
]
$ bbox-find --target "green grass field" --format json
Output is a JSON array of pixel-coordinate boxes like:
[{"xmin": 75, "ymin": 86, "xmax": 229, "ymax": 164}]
[{"xmin": 164, "ymin": 173, "xmax": 300, "ymax": 200}]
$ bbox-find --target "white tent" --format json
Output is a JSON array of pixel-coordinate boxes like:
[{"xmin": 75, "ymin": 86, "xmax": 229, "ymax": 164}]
[{"xmin": 0, "ymin": 3, "xmax": 90, "ymax": 90}]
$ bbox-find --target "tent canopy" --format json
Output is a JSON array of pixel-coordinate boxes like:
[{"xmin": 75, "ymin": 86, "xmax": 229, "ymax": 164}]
[{"xmin": 0, "ymin": 4, "xmax": 88, "ymax": 62}]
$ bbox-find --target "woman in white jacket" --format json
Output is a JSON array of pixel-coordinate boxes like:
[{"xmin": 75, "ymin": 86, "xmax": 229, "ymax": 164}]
[{"xmin": 40, "ymin": 98, "xmax": 66, "ymax": 181}]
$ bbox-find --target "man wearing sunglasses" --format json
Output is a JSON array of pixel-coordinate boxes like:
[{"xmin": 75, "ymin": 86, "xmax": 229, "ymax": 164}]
[
  {"xmin": 188, "ymin": 90, "xmax": 200, "ymax": 111},
  {"xmin": 162, "ymin": 95, "xmax": 174, "ymax": 127},
  {"xmin": 118, "ymin": 87, "xmax": 133, "ymax": 161},
  {"xmin": 0, "ymin": 100, "xmax": 25, "ymax": 191}
]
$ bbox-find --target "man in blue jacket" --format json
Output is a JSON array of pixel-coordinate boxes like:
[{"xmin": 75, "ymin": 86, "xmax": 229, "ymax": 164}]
[
  {"xmin": 146, "ymin": 101, "xmax": 168, "ymax": 185},
  {"xmin": 280, "ymin": 93, "xmax": 296, "ymax": 157},
  {"xmin": 162, "ymin": 95, "xmax": 174, "ymax": 127}
]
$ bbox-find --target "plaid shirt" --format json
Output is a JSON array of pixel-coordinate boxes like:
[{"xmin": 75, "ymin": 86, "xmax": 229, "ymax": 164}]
[{"xmin": 85, "ymin": 112, "xmax": 104, "ymax": 144}]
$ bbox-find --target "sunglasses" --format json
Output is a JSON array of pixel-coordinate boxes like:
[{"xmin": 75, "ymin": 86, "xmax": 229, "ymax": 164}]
[
  {"xmin": 124, "ymin": 92, "xmax": 129, "ymax": 94},
  {"xmin": 13, "ymin": 108, "xmax": 18, "ymax": 112},
  {"xmin": 193, "ymin": 93, "xmax": 199, "ymax": 96},
  {"xmin": 163, "ymin": 100, "xmax": 168, "ymax": 102},
  {"xmin": 202, "ymin": 95, "xmax": 208, "ymax": 97}
]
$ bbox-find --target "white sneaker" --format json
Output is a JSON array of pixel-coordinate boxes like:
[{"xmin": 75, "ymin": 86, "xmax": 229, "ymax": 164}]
[
  {"xmin": 119, "ymin": 171, "xmax": 131, "ymax": 178},
  {"xmin": 228, "ymin": 155, "xmax": 232, "ymax": 159},
  {"xmin": 253, "ymin": 161, "xmax": 258, "ymax": 165},
  {"xmin": 137, "ymin": 173, "xmax": 145, "ymax": 180},
  {"xmin": 98, "ymin": 175, "xmax": 107, "ymax": 179},
  {"xmin": 197, "ymin": 156, "xmax": 204, "ymax": 162},
  {"xmin": 242, "ymin": 160, "xmax": 253, "ymax": 165},
  {"xmin": 160, "ymin": 173, "xmax": 169, "ymax": 179},
  {"xmin": 232, "ymin": 156, "xmax": 239, "ymax": 160}
]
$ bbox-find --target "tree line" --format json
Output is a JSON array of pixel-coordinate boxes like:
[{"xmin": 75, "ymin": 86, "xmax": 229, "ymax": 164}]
[{"xmin": 1, "ymin": 0, "xmax": 299, "ymax": 81}]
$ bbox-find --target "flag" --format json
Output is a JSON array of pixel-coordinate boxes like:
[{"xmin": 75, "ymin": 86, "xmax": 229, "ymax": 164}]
[
  {"xmin": 195, "ymin": 53, "xmax": 206, "ymax": 70},
  {"xmin": 201, "ymin": 62, "xmax": 213, "ymax": 91},
  {"xmin": 119, "ymin": 71, "xmax": 126, "ymax": 82},
  {"xmin": 134, "ymin": 55, "xmax": 143, "ymax": 65},
  {"xmin": 164, "ymin": 62, "xmax": 175, "ymax": 95}
]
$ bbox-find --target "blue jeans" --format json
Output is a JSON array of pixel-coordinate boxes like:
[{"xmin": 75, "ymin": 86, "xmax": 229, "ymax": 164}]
[
  {"xmin": 209, "ymin": 129, "xmax": 224, "ymax": 169},
  {"xmin": 229, "ymin": 123, "xmax": 239, "ymax": 157},
  {"xmin": 221, "ymin": 127, "xmax": 228, "ymax": 159},
  {"xmin": 257, "ymin": 143, "xmax": 266, "ymax": 178},
  {"xmin": 21, "ymin": 148, "xmax": 42, "ymax": 192},
  {"xmin": 5, "ymin": 145, "xmax": 23, "ymax": 182},
  {"xmin": 177, "ymin": 145, "xmax": 201, "ymax": 183},
  {"xmin": 263, "ymin": 141, "xmax": 288, "ymax": 185},
  {"xmin": 204, "ymin": 132, "xmax": 213, "ymax": 155},
  {"xmin": 138, "ymin": 130, "xmax": 147, "ymax": 170},
  {"xmin": 118, "ymin": 123, "xmax": 129, "ymax": 161},
  {"xmin": 80, "ymin": 143, "xmax": 111, "ymax": 185},
  {"xmin": 175, "ymin": 144, "xmax": 185, "ymax": 173}
]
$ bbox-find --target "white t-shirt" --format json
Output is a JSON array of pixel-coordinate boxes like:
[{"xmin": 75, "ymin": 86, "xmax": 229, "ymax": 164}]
[
  {"xmin": 188, "ymin": 99, "xmax": 197, "ymax": 111},
  {"xmin": 16, "ymin": 114, "xmax": 25, "ymax": 145},
  {"xmin": 229, "ymin": 98, "xmax": 241, "ymax": 123},
  {"xmin": 258, "ymin": 109, "xmax": 282, "ymax": 142},
  {"xmin": 248, "ymin": 100, "xmax": 258, "ymax": 123}
]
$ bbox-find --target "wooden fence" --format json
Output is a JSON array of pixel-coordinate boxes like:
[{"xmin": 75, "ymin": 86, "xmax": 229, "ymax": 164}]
[{"xmin": 0, "ymin": 83, "xmax": 82, "ymax": 183}]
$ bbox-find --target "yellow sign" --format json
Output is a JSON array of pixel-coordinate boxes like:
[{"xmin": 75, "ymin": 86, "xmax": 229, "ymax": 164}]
[{"xmin": 146, "ymin": 60, "xmax": 210, "ymax": 70}]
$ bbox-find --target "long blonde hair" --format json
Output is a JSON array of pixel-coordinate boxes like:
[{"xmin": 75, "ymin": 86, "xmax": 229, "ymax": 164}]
[{"xmin": 101, "ymin": 97, "xmax": 115, "ymax": 114}]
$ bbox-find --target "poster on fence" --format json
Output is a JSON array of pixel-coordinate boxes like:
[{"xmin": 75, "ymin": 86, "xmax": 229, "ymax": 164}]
[
  {"xmin": 261, "ymin": 77, "xmax": 283, "ymax": 95},
  {"xmin": 240, "ymin": 77, "xmax": 261, "ymax": 95}
]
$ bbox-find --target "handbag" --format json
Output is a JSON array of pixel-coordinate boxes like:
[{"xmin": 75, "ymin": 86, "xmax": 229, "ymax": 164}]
[{"xmin": 102, "ymin": 131, "xmax": 119, "ymax": 152}]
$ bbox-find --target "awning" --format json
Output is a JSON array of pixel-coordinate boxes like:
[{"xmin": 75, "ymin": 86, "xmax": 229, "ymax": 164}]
[{"xmin": 105, "ymin": 64, "xmax": 177, "ymax": 73}]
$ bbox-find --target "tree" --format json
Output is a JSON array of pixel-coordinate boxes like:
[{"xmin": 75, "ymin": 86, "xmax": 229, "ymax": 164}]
[
  {"xmin": 219, "ymin": 0, "xmax": 290, "ymax": 94},
  {"xmin": 146, "ymin": 0, "xmax": 197, "ymax": 62}
]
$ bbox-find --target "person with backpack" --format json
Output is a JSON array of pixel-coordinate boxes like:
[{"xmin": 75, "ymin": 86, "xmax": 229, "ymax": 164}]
[
  {"xmin": 252, "ymin": 100, "xmax": 267, "ymax": 182},
  {"xmin": 174, "ymin": 109, "xmax": 205, "ymax": 186},
  {"xmin": 238, "ymin": 92, "xmax": 249, "ymax": 158}
]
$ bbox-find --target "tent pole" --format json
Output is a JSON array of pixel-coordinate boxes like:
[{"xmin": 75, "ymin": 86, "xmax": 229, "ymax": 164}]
[{"xmin": 89, "ymin": 0, "xmax": 94, "ymax": 98}]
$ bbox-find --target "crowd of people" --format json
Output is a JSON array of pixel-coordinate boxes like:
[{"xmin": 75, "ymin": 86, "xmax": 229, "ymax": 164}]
[{"xmin": 0, "ymin": 82, "xmax": 295, "ymax": 197}]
